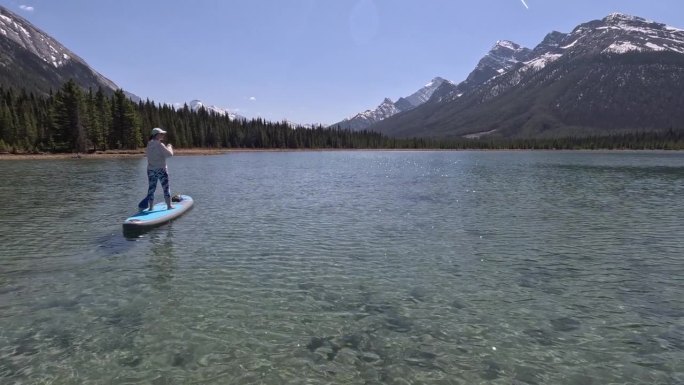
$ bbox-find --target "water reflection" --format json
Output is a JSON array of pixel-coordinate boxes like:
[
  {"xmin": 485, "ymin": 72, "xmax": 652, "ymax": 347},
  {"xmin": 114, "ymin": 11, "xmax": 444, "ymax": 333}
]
[{"xmin": 147, "ymin": 227, "xmax": 176, "ymax": 288}]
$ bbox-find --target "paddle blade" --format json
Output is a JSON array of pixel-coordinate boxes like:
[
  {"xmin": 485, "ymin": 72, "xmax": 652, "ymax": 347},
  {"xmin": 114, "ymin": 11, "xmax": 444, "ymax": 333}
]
[{"xmin": 137, "ymin": 197, "xmax": 149, "ymax": 209}]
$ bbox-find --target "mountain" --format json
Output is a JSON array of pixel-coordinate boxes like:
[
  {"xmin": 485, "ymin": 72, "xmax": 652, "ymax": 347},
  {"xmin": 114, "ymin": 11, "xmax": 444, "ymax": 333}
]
[
  {"xmin": 332, "ymin": 77, "xmax": 450, "ymax": 131},
  {"xmin": 334, "ymin": 41, "xmax": 533, "ymax": 132},
  {"xmin": 0, "ymin": 5, "xmax": 131, "ymax": 98},
  {"xmin": 430, "ymin": 40, "xmax": 533, "ymax": 103},
  {"xmin": 369, "ymin": 13, "xmax": 684, "ymax": 139},
  {"xmin": 184, "ymin": 100, "xmax": 246, "ymax": 121}
]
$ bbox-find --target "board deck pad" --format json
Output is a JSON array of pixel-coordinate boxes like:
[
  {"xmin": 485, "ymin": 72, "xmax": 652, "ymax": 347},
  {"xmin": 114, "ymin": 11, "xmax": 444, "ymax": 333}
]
[{"xmin": 123, "ymin": 195, "xmax": 193, "ymax": 234}]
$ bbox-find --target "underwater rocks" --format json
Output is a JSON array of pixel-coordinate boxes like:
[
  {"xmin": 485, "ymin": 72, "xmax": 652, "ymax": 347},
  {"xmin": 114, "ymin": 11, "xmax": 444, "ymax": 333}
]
[{"xmin": 550, "ymin": 317, "xmax": 581, "ymax": 332}]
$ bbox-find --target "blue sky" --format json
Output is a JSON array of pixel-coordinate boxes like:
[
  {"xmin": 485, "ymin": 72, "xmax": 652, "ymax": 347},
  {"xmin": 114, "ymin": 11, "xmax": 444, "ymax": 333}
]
[{"xmin": 3, "ymin": 0, "xmax": 684, "ymax": 124}]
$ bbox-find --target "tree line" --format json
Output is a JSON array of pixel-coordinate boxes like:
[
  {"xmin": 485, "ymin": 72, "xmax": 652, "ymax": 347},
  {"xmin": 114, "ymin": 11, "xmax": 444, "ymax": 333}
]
[
  {"xmin": 0, "ymin": 80, "xmax": 682, "ymax": 153},
  {"xmin": 0, "ymin": 80, "xmax": 398, "ymax": 153}
]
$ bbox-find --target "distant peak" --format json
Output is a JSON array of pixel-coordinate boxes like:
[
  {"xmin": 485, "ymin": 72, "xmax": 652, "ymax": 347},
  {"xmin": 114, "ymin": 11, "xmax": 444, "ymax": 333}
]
[
  {"xmin": 537, "ymin": 31, "xmax": 568, "ymax": 48},
  {"xmin": 424, "ymin": 77, "xmax": 446, "ymax": 88},
  {"xmin": 381, "ymin": 97, "xmax": 394, "ymax": 104},
  {"xmin": 544, "ymin": 31, "xmax": 566, "ymax": 39},
  {"xmin": 603, "ymin": 12, "xmax": 646, "ymax": 24},
  {"xmin": 494, "ymin": 40, "xmax": 520, "ymax": 51}
]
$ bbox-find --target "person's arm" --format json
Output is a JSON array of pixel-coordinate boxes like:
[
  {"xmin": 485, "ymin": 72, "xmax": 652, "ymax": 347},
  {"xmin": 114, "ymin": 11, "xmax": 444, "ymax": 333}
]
[{"xmin": 159, "ymin": 141, "xmax": 173, "ymax": 157}]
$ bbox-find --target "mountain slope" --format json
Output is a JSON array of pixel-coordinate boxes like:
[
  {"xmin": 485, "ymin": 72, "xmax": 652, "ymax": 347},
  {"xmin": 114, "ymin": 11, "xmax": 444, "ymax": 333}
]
[
  {"xmin": 430, "ymin": 40, "xmax": 532, "ymax": 103},
  {"xmin": 0, "ymin": 5, "xmax": 123, "ymax": 96},
  {"xmin": 370, "ymin": 13, "xmax": 684, "ymax": 139},
  {"xmin": 334, "ymin": 39, "xmax": 535, "ymax": 132},
  {"xmin": 332, "ymin": 77, "xmax": 449, "ymax": 131}
]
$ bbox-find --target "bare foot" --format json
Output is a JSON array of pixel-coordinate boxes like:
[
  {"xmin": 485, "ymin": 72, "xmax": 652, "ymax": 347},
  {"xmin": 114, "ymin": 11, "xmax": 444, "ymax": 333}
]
[{"xmin": 167, "ymin": 206, "xmax": 174, "ymax": 210}]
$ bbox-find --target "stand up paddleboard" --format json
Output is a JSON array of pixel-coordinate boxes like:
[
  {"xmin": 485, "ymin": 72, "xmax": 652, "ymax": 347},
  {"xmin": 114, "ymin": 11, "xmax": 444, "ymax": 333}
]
[{"xmin": 123, "ymin": 195, "xmax": 193, "ymax": 234}]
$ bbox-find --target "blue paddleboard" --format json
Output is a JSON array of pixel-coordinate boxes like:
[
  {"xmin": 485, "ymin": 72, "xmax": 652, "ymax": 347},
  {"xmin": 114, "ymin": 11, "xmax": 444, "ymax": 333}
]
[{"xmin": 123, "ymin": 195, "xmax": 194, "ymax": 233}]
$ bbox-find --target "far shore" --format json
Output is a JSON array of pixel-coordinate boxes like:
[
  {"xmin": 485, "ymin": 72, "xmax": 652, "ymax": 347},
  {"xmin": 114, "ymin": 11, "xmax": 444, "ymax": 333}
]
[
  {"xmin": 0, "ymin": 147, "xmax": 680, "ymax": 160},
  {"xmin": 0, "ymin": 148, "xmax": 323, "ymax": 160},
  {"xmin": 0, "ymin": 148, "xmax": 475, "ymax": 160}
]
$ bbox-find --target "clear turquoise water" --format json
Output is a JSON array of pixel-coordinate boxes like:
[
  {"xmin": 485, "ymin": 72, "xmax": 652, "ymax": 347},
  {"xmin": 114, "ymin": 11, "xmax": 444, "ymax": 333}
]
[{"xmin": 1, "ymin": 151, "xmax": 683, "ymax": 384}]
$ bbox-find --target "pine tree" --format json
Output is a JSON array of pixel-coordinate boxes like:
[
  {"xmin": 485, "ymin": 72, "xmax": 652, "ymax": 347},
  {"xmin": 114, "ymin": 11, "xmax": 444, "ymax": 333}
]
[
  {"xmin": 0, "ymin": 100, "xmax": 15, "ymax": 146},
  {"xmin": 111, "ymin": 89, "xmax": 141, "ymax": 149},
  {"xmin": 84, "ymin": 88, "xmax": 103, "ymax": 152},
  {"xmin": 51, "ymin": 80, "xmax": 87, "ymax": 152},
  {"xmin": 93, "ymin": 88, "xmax": 111, "ymax": 150}
]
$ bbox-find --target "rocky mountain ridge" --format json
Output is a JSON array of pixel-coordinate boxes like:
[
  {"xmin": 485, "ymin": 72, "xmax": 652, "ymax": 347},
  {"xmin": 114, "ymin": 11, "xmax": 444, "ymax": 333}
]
[
  {"xmin": 430, "ymin": 40, "xmax": 533, "ymax": 104},
  {"xmin": 0, "ymin": 5, "xmax": 125, "ymax": 97},
  {"xmin": 332, "ymin": 77, "xmax": 450, "ymax": 131},
  {"xmin": 334, "ymin": 39, "xmax": 536, "ymax": 131},
  {"xmin": 369, "ymin": 13, "xmax": 684, "ymax": 139}
]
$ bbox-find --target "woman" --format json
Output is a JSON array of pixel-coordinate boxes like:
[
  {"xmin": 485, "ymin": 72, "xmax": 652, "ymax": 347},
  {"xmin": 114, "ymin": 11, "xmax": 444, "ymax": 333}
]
[{"xmin": 145, "ymin": 127, "xmax": 174, "ymax": 210}]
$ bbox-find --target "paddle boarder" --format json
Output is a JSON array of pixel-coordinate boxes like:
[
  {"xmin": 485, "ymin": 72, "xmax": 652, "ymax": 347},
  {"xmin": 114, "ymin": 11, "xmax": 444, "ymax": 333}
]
[{"xmin": 145, "ymin": 127, "xmax": 174, "ymax": 210}]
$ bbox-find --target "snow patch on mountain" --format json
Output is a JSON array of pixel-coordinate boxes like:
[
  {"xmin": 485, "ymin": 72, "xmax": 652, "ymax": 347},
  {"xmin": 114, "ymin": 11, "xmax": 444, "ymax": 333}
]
[
  {"xmin": 604, "ymin": 41, "xmax": 642, "ymax": 54},
  {"xmin": 595, "ymin": 13, "xmax": 684, "ymax": 54},
  {"xmin": 402, "ymin": 77, "xmax": 448, "ymax": 106},
  {"xmin": 484, "ymin": 40, "xmax": 532, "ymax": 69},
  {"xmin": 523, "ymin": 53, "xmax": 563, "ymax": 70},
  {"xmin": 495, "ymin": 40, "xmax": 519, "ymax": 51},
  {"xmin": 0, "ymin": 7, "xmax": 74, "ymax": 68},
  {"xmin": 560, "ymin": 39, "xmax": 579, "ymax": 49}
]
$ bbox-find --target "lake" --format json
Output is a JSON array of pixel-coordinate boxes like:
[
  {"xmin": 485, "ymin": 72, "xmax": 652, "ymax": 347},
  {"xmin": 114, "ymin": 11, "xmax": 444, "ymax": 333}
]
[{"xmin": 1, "ymin": 150, "xmax": 683, "ymax": 384}]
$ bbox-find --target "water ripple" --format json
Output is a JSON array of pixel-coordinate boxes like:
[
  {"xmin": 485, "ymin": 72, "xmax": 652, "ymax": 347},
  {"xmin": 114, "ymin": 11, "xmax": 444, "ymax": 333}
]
[{"xmin": 1, "ymin": 151, "xmax": 683, "ymax": 384}]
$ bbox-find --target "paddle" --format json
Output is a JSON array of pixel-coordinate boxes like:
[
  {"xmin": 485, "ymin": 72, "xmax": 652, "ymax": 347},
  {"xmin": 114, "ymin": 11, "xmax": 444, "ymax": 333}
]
[{"xmin": 137, "ymin": 196, "xmax": 149, "ymax": 210}]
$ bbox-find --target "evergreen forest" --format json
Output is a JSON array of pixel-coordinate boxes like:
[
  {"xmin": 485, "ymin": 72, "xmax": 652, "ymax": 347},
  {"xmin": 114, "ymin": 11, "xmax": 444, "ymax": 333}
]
[{"xmin": 0, "ymin": 80, "xmax": 682, "ymax": 154}]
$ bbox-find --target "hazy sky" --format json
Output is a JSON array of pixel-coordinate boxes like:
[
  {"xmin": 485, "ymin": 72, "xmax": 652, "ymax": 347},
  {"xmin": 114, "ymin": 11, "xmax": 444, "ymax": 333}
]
[{"xmin": 3, "ymin": 0, "xmax": 684, "ymax": 124}]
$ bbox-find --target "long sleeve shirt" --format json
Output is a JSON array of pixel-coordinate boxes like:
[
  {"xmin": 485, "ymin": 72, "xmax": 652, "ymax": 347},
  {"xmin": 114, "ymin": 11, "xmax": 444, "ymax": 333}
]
[{"xmin": 146, "ymin": 139, "xmax": 173, "ymax": 170}]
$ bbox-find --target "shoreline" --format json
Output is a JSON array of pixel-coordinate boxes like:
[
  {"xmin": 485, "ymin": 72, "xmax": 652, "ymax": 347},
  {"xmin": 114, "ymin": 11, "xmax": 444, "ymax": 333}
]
[
  {"xmin": 0, "ymin": 147, "xmax": 681, "ymax": 160},
  {"xmin": 0, "ymin": 148, "xmax": 308, "ymax": 160},
  {"xmin": 0, "ymin": 148, "xmax": 468, "ymax": 160}
]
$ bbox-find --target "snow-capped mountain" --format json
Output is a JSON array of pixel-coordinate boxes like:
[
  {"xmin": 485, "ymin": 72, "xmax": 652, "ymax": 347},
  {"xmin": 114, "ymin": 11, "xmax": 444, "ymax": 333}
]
[
  {"xmin": 332, "ymin": 77, "xmax": 450, "ymax": 131},
  {"xmin": 483, "ymin": 12, "xmax": 684, "ymax": 100},
  {"xmin": 334, "ymin": 40, "xmax": 537, "ymax": 130},
  {"xmin": 333, "ymin": 98, "xmax": 401, "ymax": 131},
  {"xmin": 0, "ymin": 9, "xmax": 73, "ymax": 68},
  {"xmin": 183, "ymin": 100, "xmax": 246, "ymax": 121},
  {"xmin": 473, "ymin": 40, "xmax": 533, "ymax": 77},
  {"xmin": 398, "ymin": 76, "xmax": 450, "ymax": 107},
  {"xmin": 576, "ymin": 13, "xmax": 684, "ymax": 55},
  {"xmin": 0, "ymin": 5, "xmax": 124, "ymax": 97},
  {"xmin": 435, "ymin": 13, "xmax": 684, "ymax": 106},
  {"xmin": 431, "ymin": 40, "xmax": 533, "ymax": 103},
  {"xmin": 370, "ymin": 13, "xmax": 684, "ymax": 139}
]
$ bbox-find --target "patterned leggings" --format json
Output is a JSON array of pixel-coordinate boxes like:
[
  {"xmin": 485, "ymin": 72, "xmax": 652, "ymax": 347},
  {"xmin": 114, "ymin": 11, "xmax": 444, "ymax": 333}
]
[{"xmin": 147, "ymin": 168, "xmax": 171, "ymax": 200}]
